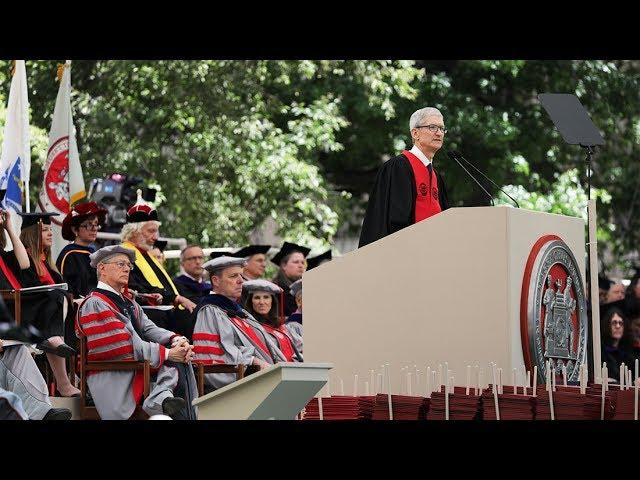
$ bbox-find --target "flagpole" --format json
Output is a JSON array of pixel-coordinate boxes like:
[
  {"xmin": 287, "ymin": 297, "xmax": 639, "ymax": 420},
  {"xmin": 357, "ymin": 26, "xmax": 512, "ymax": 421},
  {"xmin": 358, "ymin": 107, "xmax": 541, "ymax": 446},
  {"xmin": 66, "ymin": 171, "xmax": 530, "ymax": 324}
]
[{"xmin": 24, "ymin": 181, "xmax": 30, "ymax": 212}]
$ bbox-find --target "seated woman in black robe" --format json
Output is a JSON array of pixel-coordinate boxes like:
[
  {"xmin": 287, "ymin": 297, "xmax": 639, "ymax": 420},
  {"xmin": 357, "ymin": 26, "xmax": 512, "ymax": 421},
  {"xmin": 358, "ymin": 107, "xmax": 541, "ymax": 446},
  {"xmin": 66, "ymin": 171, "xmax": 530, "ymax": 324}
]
[
  {"xmin": 270, "ymin": 242, "xmax": 309, "ymax": 317},
  {"xmin": 56, "ymin": 201, "xmax": 106, "ymax": 298},
  {"xmin": 13, "ymin": 212, "xmax": 80, "ymax": 397},
  {"xmin": 240, "ymin": 279, "xmax": 302, "ymax": 362}
]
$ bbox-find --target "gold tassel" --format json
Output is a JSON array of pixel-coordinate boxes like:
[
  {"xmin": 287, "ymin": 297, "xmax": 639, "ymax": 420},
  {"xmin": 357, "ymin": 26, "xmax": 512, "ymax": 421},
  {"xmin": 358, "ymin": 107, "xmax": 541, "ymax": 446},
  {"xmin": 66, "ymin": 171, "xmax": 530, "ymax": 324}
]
[
  {"xmin": 11, "ymin": 60, "xmax": 16, "ymax": 76},
  {"xmin": 56, "ymin": 62, "xmax": 67, "ymax": 82}
]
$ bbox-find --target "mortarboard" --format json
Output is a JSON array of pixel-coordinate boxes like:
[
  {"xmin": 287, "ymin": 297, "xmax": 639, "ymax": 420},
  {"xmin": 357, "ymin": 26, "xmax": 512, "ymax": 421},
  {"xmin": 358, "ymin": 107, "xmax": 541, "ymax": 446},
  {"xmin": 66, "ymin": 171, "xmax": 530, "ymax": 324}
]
[
  {"xmin": 18, "ymin": 212, "xmax": 59, "ymax": 230},
  {"xmin": 209, "ymin": 250, "xmax": 233, "ymax": 260},
  {"xmin": 306, "ymin": 249, "xmax": 332, "ymax": 270},
  {"xmin": 270, "ymin": 241, "xmax": 311, "ymax": 266},
  {"xmin": 153, "ymin": 240, "xmax": 168, "ymax": 252},
  {"xmin": 233, "ymin": 245, "xmax": 271, "ymax": 258}
]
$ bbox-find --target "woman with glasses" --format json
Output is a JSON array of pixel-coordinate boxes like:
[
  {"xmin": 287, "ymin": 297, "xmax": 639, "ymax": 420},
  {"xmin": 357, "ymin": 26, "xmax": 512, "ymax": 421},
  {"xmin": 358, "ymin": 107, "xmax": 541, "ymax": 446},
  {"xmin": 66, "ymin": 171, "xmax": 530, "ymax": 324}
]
[
  {"xmin": 359, "ymin": 106, "xmax": 450, "ymax": 247},
  {"xmin": 600, "ymin": 302, "xmax": 634, "ymax": 384},
  {"xmin": 56, "ymin": 201, "xmax": 107, "ymax": 298}
]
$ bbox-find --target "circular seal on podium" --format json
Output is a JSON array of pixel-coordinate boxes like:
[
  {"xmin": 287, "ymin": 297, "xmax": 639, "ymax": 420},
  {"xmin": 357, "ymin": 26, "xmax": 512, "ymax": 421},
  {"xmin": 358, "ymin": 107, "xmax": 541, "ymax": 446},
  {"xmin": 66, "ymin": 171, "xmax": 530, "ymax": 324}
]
[{"xmin": 520, "ymin": 235, "xmax": 588, "ymax": 383}]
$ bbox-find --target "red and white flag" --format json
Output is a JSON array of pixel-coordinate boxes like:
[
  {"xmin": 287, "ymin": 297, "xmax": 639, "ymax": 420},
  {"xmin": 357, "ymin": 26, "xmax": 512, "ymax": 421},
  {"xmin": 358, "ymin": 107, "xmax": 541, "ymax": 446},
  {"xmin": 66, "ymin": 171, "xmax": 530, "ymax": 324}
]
[{"xmin": 38, "ymin": 61, "xmax": 86, "ymax": 259}]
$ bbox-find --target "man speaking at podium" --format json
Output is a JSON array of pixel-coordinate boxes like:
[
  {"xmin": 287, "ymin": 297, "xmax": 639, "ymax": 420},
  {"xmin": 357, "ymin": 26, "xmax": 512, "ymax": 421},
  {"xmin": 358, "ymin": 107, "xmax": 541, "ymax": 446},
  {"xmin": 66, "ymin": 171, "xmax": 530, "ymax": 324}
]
[{"xmin": 358, "ymin": 107, "xmax": 450, "ymax": 247}]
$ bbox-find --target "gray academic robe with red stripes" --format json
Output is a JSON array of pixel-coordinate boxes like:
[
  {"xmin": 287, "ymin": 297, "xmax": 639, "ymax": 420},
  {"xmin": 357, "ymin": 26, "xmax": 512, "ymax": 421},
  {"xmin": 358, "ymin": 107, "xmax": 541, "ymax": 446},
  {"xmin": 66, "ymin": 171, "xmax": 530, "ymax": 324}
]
[
  {"xmin": 77, "ymin": 291, "xmax": 197, "ymax": 419},
  {"xmin": 192, "ymin": 303, "xmax": 286, "ymax": 390}
]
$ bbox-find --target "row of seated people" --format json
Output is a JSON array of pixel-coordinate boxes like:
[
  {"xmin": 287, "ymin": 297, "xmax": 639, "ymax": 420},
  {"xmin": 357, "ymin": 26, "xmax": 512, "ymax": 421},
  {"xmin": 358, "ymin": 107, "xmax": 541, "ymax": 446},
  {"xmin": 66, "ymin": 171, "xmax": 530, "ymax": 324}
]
[
  {"xmin": 55, "ymin": 192, "xmax": 312, "ymax": 343},
  {"xmin": 75, "ymin": 246, "xmax": 303, "ymax": 419},
  {"xmin": 1, "ymin": 192, "xmax": 308, "ymax": 417}
]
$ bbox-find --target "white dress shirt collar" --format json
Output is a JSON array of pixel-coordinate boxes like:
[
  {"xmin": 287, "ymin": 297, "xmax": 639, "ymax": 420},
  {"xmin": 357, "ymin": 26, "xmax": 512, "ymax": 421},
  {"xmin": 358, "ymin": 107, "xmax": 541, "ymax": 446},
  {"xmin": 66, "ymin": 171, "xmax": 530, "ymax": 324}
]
[
  {"xmin": 97, "ymin": 281, "xmax": 123, "ymax": 297},
  {"xmin": 409, "ymin": 145, "xmax": 432, "ymax": 167}
]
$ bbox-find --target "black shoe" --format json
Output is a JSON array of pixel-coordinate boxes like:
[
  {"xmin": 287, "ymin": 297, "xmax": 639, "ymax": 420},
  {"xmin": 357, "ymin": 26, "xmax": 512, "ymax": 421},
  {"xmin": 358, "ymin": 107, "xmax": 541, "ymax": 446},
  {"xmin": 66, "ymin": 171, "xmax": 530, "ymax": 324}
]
[
  {"xmin": 37, "ymin": 342, "xmax": 77, "ymax": 358},
  {"xmin": 42, "ymin": 408, "xmax": 72, "ymax": 421},
  {"xmin": 162, "ymin": 397, "xmax": 186, "ymax": 417}
]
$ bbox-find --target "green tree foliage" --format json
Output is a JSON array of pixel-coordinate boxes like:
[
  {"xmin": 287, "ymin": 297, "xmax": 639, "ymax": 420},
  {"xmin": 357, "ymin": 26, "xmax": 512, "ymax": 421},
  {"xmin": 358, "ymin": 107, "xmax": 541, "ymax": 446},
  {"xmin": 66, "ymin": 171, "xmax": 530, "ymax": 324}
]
[{"xmin": 0, "ymin": 60, "xmax": 638, "ymax": 270}]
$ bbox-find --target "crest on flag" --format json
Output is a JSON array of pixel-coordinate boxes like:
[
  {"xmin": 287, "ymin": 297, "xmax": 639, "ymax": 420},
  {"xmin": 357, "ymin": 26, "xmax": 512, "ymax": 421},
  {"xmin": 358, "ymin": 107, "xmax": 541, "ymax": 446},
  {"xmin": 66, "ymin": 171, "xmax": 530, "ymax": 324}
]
[{"xmin": 42, "ymin": 136, "xmax": 71, "ymax": 221}]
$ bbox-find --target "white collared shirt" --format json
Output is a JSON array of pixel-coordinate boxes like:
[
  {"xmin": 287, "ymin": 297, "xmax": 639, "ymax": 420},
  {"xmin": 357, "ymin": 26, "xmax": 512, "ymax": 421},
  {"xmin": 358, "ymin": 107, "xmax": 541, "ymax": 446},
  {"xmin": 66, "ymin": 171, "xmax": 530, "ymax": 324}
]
[
  {"xmin": 409, "ymin": 145, "xmax": 432, "ymax": 168},
  {"xmin": 97, "ymin": 281, "xmax": 122, "ymax": 297}
]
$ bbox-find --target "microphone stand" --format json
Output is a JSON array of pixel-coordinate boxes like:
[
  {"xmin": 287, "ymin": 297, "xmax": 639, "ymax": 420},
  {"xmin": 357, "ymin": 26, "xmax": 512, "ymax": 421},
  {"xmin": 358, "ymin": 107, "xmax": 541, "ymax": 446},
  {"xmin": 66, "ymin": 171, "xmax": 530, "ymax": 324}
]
[
  {"xmin": 447, "ymin": 152, "xmax": 494, "ymax": 206},
  {"xmin": 456, "ymin": 153, "xmax": 520, "ymax": 208}
]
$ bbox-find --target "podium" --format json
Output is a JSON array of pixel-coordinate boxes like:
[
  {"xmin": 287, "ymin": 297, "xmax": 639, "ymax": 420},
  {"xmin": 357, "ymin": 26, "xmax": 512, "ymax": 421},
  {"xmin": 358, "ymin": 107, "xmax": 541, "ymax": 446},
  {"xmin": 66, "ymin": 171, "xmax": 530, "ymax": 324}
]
[
  {"xmin": 192, "ymin": 363, "xmax": 332, "ymax": 420},
  {"xmin": 304, "ymin": 206, "xmax": 586, "ymax": 390}
]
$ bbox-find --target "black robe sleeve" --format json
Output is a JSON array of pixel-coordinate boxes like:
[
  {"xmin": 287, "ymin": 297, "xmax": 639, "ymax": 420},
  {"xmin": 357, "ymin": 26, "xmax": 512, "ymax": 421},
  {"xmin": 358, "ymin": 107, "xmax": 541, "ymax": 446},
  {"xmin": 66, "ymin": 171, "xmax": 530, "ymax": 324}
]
[
  {"xmin": 358, "ymin": 155, "xmax": 416, "ymax": 248},
  {"xmin": 436, "ymin": 169, "xmax": 450, "ymax": 211},
  {"xmin": 57, "ymin": 252, "xmax": 83, "ymax": 297}
]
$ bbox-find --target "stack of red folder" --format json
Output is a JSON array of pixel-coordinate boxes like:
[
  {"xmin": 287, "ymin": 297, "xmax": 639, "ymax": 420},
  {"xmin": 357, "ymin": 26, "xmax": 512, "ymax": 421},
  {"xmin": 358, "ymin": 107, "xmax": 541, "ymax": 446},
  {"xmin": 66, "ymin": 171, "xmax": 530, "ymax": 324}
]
[
  {"xmin": 371, "ymin": 393, "xmax": 427, "ymax": 420},
  {"xmin": 583, "ymin": 385, "xmax": 617, "ymax": 420},
  {"xmin": 303, "ymin": 396, "xmax": 375, "ymax": 420},
  {"xmin": 426, "ymin": 387, "xmax": 482, "ymax": 420},
  {"xmin": 610, "ymin": 389, "xmax": 639, "ymax": 420},
  {"xmin": 482, "ymin": 385, "xmax": 536, "ymax": 420}
]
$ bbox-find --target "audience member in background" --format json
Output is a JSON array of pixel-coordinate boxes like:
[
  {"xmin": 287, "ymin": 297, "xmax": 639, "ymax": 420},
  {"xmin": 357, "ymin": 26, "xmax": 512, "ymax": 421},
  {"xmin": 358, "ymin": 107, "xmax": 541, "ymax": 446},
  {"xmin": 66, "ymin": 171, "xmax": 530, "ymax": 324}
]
[
  {"xmin": 232, "ymin": 245, "xmax": 270, "ymax": 280},
  {"xmin": 601, "ymin": 302, "xmax": 634, "ymax": 384},
  {"xmin": 606, "ymin": 282, "xmax": 626, "ymax": 304},
  {"xmin": 192, "ymin": 257, "xmax": 285, "ymax": 392},
  {"xmin": 285, "ymin": 279, "xmax": 303, "ymax": 353},
  {"xmin": 77, "ymin": 245, "xmax": 197, "ymax": 419},
  {"xmin": 56, "ymin": 201, "xmax": 107, "ymax": 298},
  {"xmin": 173, "ymin": 245, "xmax": 211, "ymax": 302},
  {"xmin": 17, "ymin": 212, "xmax": 79, "ymax": 397},
  {"xmin": 271, "ymin": 242, "xmax": 310, "ymax": 317},
  {"xmin": 625, "ymin": 269, "xmax": 640, "ymax": 314},
  {"xmin": 241, "ymin": 279, "xmax": 302, "ymax": 362},
  {"xmin": 629, "ymin": 309, "xmax": 640, "ymax": 365},
  {"xmin": 120, "ymin": 190, "xmax": 195, "ymax": 330},
  {"xmin": 599, "ymin": 275, "xmax": 613, "ymax": 305}
]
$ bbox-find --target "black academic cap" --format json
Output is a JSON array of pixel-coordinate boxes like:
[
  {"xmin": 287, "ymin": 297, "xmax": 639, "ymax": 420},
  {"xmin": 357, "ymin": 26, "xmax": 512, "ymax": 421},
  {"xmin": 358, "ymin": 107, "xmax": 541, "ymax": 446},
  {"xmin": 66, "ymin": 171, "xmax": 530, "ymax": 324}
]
[
  {"xmin": 0, "ymin": 189, "xmax": 6, "ymax": 203},
  {"xmin": 598, "ymin": 275, "xmax": 613, "ymax": 291},
  {"xmin": 306, "ymin": 249, "xmax": 332, "ymax": 270},
  {"xmin": 153, "ymin": 240, "xmax": 168, "ymax": 252},
  {"xmin": 18, "ymin": 212, "xmax": 59, "ymax": 230},
  {"xmin": 209, "ymin": 250, "xmax": 232, "ymax": 260},
  {"xmin": 233, "ymin": 245, "xmax": 271, "ymax": 258},
  {"xmin": 270, "ymin": 241, "xmax": 311, "ymax": 266}
]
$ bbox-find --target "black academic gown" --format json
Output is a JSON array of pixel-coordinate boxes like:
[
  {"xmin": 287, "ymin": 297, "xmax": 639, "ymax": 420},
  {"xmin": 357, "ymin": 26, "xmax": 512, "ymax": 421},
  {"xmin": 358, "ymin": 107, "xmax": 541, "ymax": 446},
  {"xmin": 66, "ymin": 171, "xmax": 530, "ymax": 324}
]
[
  {"xmin": 173, "ymin": 274, "xmax": 211, "ymax": 304},
  {"xmin": 2, "ymin": 253, "xmax": 69, "ymax": 341},
  {"xmin": 358, "ymin": 153, "xmax": 449, "ymax": 248},
  {"xmin": 602, "ymin": 343, "xmax": 634, "ymax": 382},
  {"xmin": 55, "ymin": 243, "xmax": 97, "ymax": 298},
  {"xmin": 271, "ymin": 272, "xmax": 298, "ymax": 317}
]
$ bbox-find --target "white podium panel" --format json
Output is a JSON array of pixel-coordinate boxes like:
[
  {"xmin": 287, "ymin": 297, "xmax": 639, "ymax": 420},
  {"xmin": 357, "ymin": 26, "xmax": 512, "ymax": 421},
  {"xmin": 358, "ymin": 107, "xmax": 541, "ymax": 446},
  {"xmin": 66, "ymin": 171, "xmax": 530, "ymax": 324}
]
[
  {"xmin": 304, "ymin": 206, "xmax": 585, "ymax": 391},
  {"xmin": 192, "ymin": 363, "xmax": 332, "ymax": 420}
]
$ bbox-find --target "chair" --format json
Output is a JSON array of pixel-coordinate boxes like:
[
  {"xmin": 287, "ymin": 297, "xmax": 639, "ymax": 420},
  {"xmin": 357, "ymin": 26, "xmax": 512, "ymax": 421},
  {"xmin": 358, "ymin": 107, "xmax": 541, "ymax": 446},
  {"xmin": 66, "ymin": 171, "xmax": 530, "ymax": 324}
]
[
  {"xmin": 77, "ymin": 331, "xmax": 151, "ymax": 420},
  {"xmin": 192, "ymin": 363, "xmax": 247, "ymax": 397},
  {"xmin": 0, "ymin": 289, "xmax": 21, "ymax": 325}
]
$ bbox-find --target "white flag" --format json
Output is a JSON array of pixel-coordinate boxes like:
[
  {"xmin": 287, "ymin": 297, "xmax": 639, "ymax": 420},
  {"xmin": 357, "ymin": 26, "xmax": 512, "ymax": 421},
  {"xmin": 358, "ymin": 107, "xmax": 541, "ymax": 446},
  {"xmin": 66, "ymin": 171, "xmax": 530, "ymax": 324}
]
[
  {"xmin": 38, "ymin": 61, "xmax": 86, "ymax": 260},
  {"xmin": 0, "ymin": 60, "xmax": 31, "ymax": 233}
]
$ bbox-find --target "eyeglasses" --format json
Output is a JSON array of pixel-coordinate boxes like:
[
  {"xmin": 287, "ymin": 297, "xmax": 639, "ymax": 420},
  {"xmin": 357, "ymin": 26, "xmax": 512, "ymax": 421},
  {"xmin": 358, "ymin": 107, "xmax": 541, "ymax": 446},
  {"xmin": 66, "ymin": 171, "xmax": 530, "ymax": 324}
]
[
  {"xmin": 79, "ymin": 223, "xmax": 101, "ymax": 231},
  {"xmin": 611, "ymin": 320, "xmax": 624, "ymax": 326},
  {"xmin": 102, "ymin": 261, "xmax": 135, "ymax": 270},
  {"xmin": 415, "ymin": 124, "xmax": 447, "ymax": 134},
  {"xmin": 184, "ymin": 255, "xmax": 204, "ymax": 262}
]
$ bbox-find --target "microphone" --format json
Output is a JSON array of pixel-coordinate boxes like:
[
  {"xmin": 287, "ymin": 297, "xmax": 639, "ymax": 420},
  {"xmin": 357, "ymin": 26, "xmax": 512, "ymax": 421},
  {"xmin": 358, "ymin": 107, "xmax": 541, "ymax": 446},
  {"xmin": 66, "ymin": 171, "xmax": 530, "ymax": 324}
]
[
  {"xmin": 446, "ymin": 151, "xmax": 494, "ymax": 206},
  {"xmin": 450, "ymin": 150, "xmax": 520, "ymax": 208}
]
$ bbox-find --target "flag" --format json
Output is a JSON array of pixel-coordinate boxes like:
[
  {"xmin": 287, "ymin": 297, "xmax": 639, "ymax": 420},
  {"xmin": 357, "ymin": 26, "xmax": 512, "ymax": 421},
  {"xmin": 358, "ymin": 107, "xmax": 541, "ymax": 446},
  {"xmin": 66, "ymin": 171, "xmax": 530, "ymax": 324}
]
[
  {"xmin": 0, "ymin": 60, "xmax": 31, "ymax": 233},
  {"xmin": 38, "ymin": 61, "xmax": 86, "ymax": 260}
]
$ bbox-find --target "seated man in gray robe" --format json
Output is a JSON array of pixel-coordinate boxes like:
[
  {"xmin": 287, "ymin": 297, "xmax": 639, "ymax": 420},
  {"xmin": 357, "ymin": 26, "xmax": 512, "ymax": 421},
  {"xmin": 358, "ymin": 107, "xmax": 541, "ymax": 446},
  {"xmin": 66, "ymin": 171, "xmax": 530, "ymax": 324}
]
[
  {"xmin": 0, "ymin": 340, "xmax": 72, "ymax": 420},
  {"xmin": 77, "ymin": 245, "xmax": 198, "ymax": 420},
  {"xmin": 192, "ymin": 256, "xmax": 287, "ymax": 391}
]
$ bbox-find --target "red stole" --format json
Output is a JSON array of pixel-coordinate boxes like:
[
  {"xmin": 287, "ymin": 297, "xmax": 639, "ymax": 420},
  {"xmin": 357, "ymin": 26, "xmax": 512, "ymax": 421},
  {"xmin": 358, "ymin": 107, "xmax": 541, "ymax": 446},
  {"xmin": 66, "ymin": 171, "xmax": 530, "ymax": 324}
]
[
  {"xmin": 262, "ymin": 324, "xmax": 296, "ymax": 361},
  {"xmin": 0, "ymin": 257, "xmax": 21, "ymax": 289},
  {"xmin": 402, "ymin": 150, "xmax": 442, "ymax": 222},
  {"xmin": 228, "ymin": 316, "xmax": 273, "ymax": 361},
  {"xmin": 38, "ymin": 260, "xmax": 56, "ymax": 285}
]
